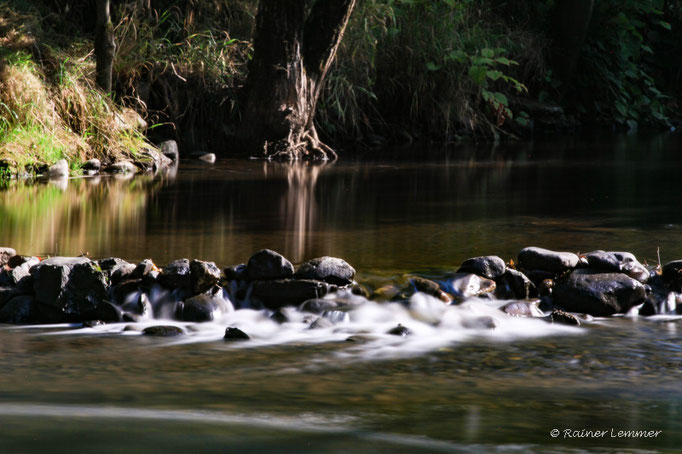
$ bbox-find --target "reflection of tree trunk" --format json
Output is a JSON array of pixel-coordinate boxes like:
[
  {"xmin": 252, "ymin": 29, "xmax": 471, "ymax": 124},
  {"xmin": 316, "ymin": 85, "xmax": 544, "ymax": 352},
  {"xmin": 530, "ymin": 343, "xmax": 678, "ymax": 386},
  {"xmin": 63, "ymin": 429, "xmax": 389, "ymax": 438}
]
[
  {"xmin": 95, "ymin": 0, "xmax": 116, "ymax": 93},
  {"xmin": 551, "ymin": 0, "xmax": 594, "ymax": 99},
  {"xmin": 281, "ymin": 163, "xmax": 323, "ymax": 262},
  {"xmin": 238, "ymin": 0, "xmax": 356, "ymax": 161}
]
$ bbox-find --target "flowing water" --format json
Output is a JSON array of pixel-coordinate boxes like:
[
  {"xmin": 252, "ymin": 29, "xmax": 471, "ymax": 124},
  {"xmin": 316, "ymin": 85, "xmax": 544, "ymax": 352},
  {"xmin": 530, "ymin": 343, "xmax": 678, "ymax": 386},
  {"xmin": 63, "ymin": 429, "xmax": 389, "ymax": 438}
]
[{"xmin": 1, "ymin": 133, "xmax": 681, "ymax": 453}]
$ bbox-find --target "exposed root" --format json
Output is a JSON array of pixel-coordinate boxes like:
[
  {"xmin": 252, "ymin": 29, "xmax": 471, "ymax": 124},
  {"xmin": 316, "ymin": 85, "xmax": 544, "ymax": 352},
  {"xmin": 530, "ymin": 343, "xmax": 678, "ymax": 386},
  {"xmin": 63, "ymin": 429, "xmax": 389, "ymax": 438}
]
[{"xmin": 262, "ymin": 126, "xmax": 337, "ymax": 162}]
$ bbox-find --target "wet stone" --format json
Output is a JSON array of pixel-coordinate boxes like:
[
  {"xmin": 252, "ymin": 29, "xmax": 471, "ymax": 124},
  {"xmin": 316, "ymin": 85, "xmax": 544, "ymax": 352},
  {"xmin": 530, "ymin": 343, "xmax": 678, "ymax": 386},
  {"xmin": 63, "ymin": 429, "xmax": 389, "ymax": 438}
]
[
  {"xmin": 30, "ymin": 257, "xmax": 91, "ymax": 307},
  {"xmin": 409, "ymin": 276, "xmax": 451, "ymax": 302},
  {"xmin": 662, "ymin": 260, "xmax": 682, "ymax": 292},
  {"xmin": 294, "ymin": 256, "xmax": 356, "ymax": 286},
  {"xmin": 159, "ymin": 259, "xmax": 191, "ymax": 290},
  {"xmin": 0, "ymin": 295, "xmax": 35, "ymax": 324},
  {"xmin": 132, "ymin": 259, "xmax": 159, "ymax": 280},
  {"xmin": 495, "ymin": 269, "xmax": 535, "ymax": 299},
  {"xmin": 181, "ymin": 292, "xmax": 227, "ymax": 322},
  {"xmin": 47, "ymin": 159, "xmax": 69, "ymax": 179},
  {"xmin": 518, "ymin": 247, "xmax": 579, "ymax": 275},
  {"xmin": 82, "ymin": 159, "xmax": 101, "ymax": 172},
  {"xmin": 457, "ymin": 256, "xmax": 506, "ymax": 280},
  {"xmin": 142, "ymin": 326, "xmax": 185, "ymax": 337},
  {"xmin": 0, "ymin": 286, "xmax": 20, "ymax": 309},
  {"xmin": 159, "ymin": 140, "xmax": 179, "ymax": 162},
  {"xmin": 247, "ymin": 249, "xmax": 294, "ymax": 281},
  {"xmin": 0, "ymin": 247, "xmax": 16, "ymax": 267},
  {"xmin": 553, "ymin": 272, "xmax": 647, "ymax": 316},
  {"xmin": 107, "ymin": 161, "xmax": 138, "ymax": 174},
  {"xmin": 500, "ymin": 301, "xmax": 544, "ymax": 317},
  {"xmin": 122, "ymin": 293, "xmax": 153, "ymax": 318},
  {"xmin": 445, "ymin": 273, "xmax": 496, "ymax": 298},
  {"xmin": 82, "ymin": 320, "xmax": 105, "ymax": 328},
  {"xmin": 387, "ymin": 324, "xmax": 411, "ymax": 337},
  {"xmin": 110, "ymin": 263, "xmax": 136, "ymax": 285},
  {"xmin": 270, "ymin": 310, "xmax": 289, "ymax": 324},
  {"xmin": 224, "ymin": 327, "xmax": 250, "ymax": 341},
  {"xmin": 252, "ymin": 279, "xmax": 331, "ymax": 309},
  {"xmin": 584, "ymin": 251, "xmax": 650, "ymax": 283},
  {"xmin": 550, "ymin": 310, "xmax": 581, "ymax": 326},
  {"xmin": 462, "ymin": 315, "xmax": 498, "ymax": 330},
  {"xmin": 190, "ymin": 259, "xmax": 221, "ymax": 294},
  {"xmin": 224, "ymin": 263, "xmax": 248, "ymax": 281},
  {"xmin": 299, "ymin": 298, "xmax": 339, "ymax": 314},
  {"xmin": 309, "ymin": 317, "xmax": 334, "ymax": 330}
]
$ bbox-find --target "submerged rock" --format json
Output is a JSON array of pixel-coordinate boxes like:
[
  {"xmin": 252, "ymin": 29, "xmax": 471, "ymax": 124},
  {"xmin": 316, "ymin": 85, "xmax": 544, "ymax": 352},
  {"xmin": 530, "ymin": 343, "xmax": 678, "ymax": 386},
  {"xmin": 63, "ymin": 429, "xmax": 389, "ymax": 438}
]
[
  {"xmin": 299, "ymin": 298, "xmax": 339, "ymax": 314},
  {"xmin": 190, "ymin": 259, "xmax": 221, "ymax": 294},
  {"xmin": 500, "ymin": 300, "xmax": 544, "ymax": 317},
  {"xmin": 387, "ymin": 324, "xmax": 411, "ymax": 337},
  {"xmin": 462, "ymin": 315, "xmax": 498, "ymax": 330},
  {"xmin": 518, "ymin": 247, "xmax": 579, "ymax": 275},
  {"xmin": 457, "ymin": 255, "xmax": 506, "ymax": 280},
  {"xmin": 309, "ymin": 317, "xmax": 333, "ymax": 330},
  {"xmin": 224, "ymin": 327, "xmax": 250, "ymax": 341},
  {"xmin": 553, "ymin": 272, "xmax": 647, "ymax": 316},
  {"xmin": 584, "ymin": 251, "xmax": 650, "ymax": 283},
  {"xmin": 247, "ymin": 249, "xmax": 294, "ymax": 281},
  {"xmin": 294, "ymin": 256, "xmax": 355, "ymax": 286},
  {"xmin": 143, "ymin": 325, "xmax": 184, "ymax": 337},
  {"xmin": 550, "ymin": 310, "xmax": 581, "ymax": 326}
]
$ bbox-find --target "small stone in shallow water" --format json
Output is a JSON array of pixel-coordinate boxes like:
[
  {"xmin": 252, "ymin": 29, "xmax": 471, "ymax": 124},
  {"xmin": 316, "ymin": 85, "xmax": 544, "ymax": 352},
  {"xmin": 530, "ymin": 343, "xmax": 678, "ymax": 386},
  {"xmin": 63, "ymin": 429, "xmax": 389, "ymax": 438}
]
[
  {"xmin": 500, "ymin": 301, "xmax": 544, "ymax": 318},
  {"xmin": 387, "ymin": 324, "xmax": 411, "ymax": 337},
  {"xmin": 224, "ymin": 327, "xmax": 250, "ymax": 341},
  {"xmin": 446, "ymin": 273, "xmax": 496, "ymax": 298},
  {"xmin": 82, "ymin": 320, "xmax": 105, "ymax": 328},
  {"xmin": 517, "ymin": 247, "xmax": 579, "ymax": 275},
  {"xmin": 457, "ymin": 256, "xmax": 506, "ymax": 280},
  {"xmin": 409, "ymin": 276, "xmax": 451, "ymax": 302},
  {"xmin": 299, "ymin": 298, "xmax": 339, "ymax": 314},
  {"xmin": 270, "ymin": 310, "xmax": 289, "ymax": 324},
  {"xmin": 142, "ymin": 325, "xmax": 185, "ymax": 337},
  {"xmin": 309, "ymin": 317, "xmax": 334, "ymax": 330},
  {"xmin": 550, "ymin": 310, "xmax": 581, "ymax": 326}
]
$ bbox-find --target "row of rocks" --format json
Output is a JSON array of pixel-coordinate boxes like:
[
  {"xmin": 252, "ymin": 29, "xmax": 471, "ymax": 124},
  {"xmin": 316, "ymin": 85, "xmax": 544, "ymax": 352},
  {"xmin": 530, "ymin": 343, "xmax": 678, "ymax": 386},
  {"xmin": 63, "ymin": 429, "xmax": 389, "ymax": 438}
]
[{"xmin": 1, "ymin": 246, "xmax": 680, "ymax": 333}]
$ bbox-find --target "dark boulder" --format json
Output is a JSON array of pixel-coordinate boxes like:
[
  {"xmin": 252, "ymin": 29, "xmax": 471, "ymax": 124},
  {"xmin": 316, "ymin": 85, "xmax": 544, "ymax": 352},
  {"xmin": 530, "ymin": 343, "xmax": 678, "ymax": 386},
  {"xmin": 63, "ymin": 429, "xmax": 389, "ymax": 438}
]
[
  {"xmin": 30, "ymin": 257, "xmax": 91, "ymax": 307},
  {"xmin": 584, "ymin": 251, "xmax": 650, "ymax": 283},
  {"xmin": 159, "ymin": 259, "xmax": 191, "ymax": 290},
  {"xmin": 0, "ymin": 295, "xmax": 36, "ymax": 324},
  {"xmin": 143, "ymin": 325, "xmax": 184, "ymax": 337},
  {"xmin": 224, "ymin": 327, "xmax": 250, "ymax": 341},
  {"xmin": 246, "ymin": 249, "xmax": 294, "ymax": 281},
  {"xmin": 85, "ymin": 301, "xmax": 122, "ymax": 323},
  {"xmin": 132, "ymin": 258, "xmax": 160, "ymax": 280},
  {"xmin": 457, "ymin": 255, "xmax": 506, "ymax": 280},
  {"xmin": 495, "ymin": 268, "xmax": 535, "ymax": 299},
  {"xmin": 518, "ymin": 247, "xmax": 579, "ymax": 275},
  {"xmin": 224, "ymin": 263, "xmax": 248, "ymax": 281},
  {"xmin": 662, "ymin": 260, "xmax": 682, "ymax": 292},
  {"xmin": 180, "ymin": 291, "xmax": 229, "ymax": 322},
  {"xmin": 110, "ymin": 263, "xmax": 136, "ymax": 285},
  {"xmin": 0, "ymin": 257, "xmax": 39, "ymax": 291},
  {"xmin": 553, "ymin": 272, "xmax": 647, "ymax": 316},
  {"xmin": 252, "ymin": 279, "xmax": 331, "ymax": 309},
  {"xmin": 270, "ymin": 310, "xmax": 289, "ymax": 324},
  {"xmin": 0, "ymin": 247, "xmax": 16, "ymax": 267},
  {"xmin": 0, "ymin": 286, "xmax": 20, "ymax": 309},
  {"xmin": 294, "ymin": 256, "xmax": 355, "ymax": 286},
  {"xmin": 190, "ymin": 259, "xmax": 221, "ymax": 294}
]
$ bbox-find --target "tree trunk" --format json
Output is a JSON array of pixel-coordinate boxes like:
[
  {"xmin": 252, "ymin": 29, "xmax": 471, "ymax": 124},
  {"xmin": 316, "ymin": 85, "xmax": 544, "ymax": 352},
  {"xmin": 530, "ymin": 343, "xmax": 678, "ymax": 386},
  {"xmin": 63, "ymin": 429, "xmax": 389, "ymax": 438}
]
[
  {"xmin": 238, "ymin": 0, "xmax": 356, "ymax": 161},
  {"xmin": 95, "ymin": 0, "xmax": 116, "ymax": 94}
]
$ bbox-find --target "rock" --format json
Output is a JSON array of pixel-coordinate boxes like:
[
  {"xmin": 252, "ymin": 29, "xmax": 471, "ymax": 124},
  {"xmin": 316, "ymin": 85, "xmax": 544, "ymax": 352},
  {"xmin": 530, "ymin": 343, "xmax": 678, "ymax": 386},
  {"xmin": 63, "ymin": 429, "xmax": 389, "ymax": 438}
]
[
  {"xmin": 111, "ymin": 279, "xmax": 143, "ymax": 305},
  {"xmin": 30, "ymin": 257, "xmax": 91, "ymax": 308},
  {"xmin": 0, "ymin": 295, "xmax": 36, "ymax": 324},
  {"xmin": 387, "ymin": 324, "xmax": 411, "ymax": 336},
  {"xmin": 444, "ymin": 273, "xmax": 496, "ymax": 298},
  {"xmin": 309, "ymin": 317, "xmax": 333, "ymax": 329},
  {"xmin": 662, "ymin": 260, "xmax": 682, "ymax": 292},
  {"xmin": 0, "ymin": 286, "xmax": 20, "ymax": 309},
  {"xmin": 47, "ymin": 159, "xmax": 69, "ymax": 178},
  {"xmin": 0, "ymin": 247, "xmax": 16, "ymax": 267},
  {"xmin": 97, "ymin": 257, "xmax": 130, "ymax": 273},
  {"xmin": 110, "ymin": 263, "xmax": 136, "ymax": 285},
  {"xmin": 252, "ymin": 279, "xmax": 331, "ymax": 309},
  {"xmin": 500, "ymin": 300, "xmax": 544, "ymax": 317},
  {"xmin": 181, "ymin": 292, "xmax": 229, "ymax": 322},
  {"xmin": 82, "ymin": 320, "xmax": 105, "ymax": 328},
  {"xmin": 1, "ymin": 257, "xmax": 39, "ymax": 291},
  {"xmin": 224, "ymin": 327, "xmax": 250, "ymax": 341},
  {"xmin": 495, "ymin": 269, "xmax": 535, "ymax": 299},
  {"xmin": 553, "ymin": 272, "xmax": 647, "ymax": 316},
  {"xmin": 7, "ymin": 254, "xmax": 32, "ymax": 268},
  {"xmin": 107, "ymin": 161, "xmax": 139, "ymax": 174},
  {"xmin": 66, "ymin": 261, "xmax": 109, "ymax": 305},
  {"xmin": 82, "ymin": 159, "xmax": 101, "ymax": 172},
  {"xmin": 270, "ymin": 310, "xmax": 289, "ymax": 324},
  {"xmin": 86, "ymin": 301, "xmax": 122, "ymax": 323},
  {"xmin": 192, "ymin": 152, "xmax": 216, "ymax": 163},
  {"xmin": 131, "ymin": 258, "xmax": 159, "ymax": 280},
  {"xmin": 517, "ymin": 247, "xmax": 579, "ymax": 275},
  {"xmin": 457, "ymin": 256, "xmax": 506, "ymax": 280},
  {"xmin": 409, "ymin": 276, "xmax": 451, "ymax": 302},
  {"xmin": 156, "ymin": 258, "xmax": 190, "ymax": 290},
  {"xmin": 247, "ymin": 249, "xmax": 294, "ymax": 281},
  {"xmin": 159, "ymin": 140, "xmax": 179, "ymax": 162},
  {"xmin": 224, "ymin": 263, "xmax": 248, "ymax": 281},
  {"xmin": 143, "ymin": 325, "xmax": 184, "ymax": 337},
  {"xmin": 550, "ymin": 310, "xmax": 581, "ymax": 326},
  {"xmin": 140, "ymin": 149, "xmax": 172, "ymax": 172},
  {"xmin": 299, "ymin": 298, "xmax": 340, "ymax": 314},
  {"xmin": 584, "ymin": 251, "xmax": 650, "ymax": 282},
  {"xmin": 190, "ymin": 259, "xmax": 221, "ymax": 294},
  {"xmin": 294, "ymin": 257, "xmax": 355, "ymax": 286}
]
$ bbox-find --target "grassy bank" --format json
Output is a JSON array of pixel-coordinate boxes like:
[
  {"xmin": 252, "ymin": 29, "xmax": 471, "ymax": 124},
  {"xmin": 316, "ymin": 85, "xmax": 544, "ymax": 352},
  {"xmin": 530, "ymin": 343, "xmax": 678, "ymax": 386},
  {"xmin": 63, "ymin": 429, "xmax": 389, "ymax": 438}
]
[{"xmin": 1, "ymin": 0, "xmax": 680, "ymax": 170}]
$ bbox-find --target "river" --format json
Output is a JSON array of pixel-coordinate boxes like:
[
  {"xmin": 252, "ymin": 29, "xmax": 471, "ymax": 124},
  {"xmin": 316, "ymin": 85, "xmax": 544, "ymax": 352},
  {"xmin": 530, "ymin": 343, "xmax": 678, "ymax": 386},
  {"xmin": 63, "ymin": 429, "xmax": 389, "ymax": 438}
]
[{"xmin": 0, "ymin": 133, "xmax": 680, "ymax": 452}]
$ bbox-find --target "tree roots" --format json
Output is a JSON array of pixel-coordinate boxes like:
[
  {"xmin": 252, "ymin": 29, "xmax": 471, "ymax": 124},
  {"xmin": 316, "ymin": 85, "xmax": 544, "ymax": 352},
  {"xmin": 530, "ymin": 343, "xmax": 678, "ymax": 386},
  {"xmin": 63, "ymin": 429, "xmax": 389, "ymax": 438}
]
[{"xmin": 262, "ymin": 126, "xmax": 337, "ymax": 162}]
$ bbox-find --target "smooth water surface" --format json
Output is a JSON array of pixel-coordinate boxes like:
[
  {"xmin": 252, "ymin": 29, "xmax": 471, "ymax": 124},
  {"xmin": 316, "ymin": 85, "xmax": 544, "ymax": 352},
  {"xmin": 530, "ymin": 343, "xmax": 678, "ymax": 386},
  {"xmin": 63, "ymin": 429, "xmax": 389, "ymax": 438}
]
[{"xmin": 1, "ymin": 132, "xmax": 682, "ymax": 452}]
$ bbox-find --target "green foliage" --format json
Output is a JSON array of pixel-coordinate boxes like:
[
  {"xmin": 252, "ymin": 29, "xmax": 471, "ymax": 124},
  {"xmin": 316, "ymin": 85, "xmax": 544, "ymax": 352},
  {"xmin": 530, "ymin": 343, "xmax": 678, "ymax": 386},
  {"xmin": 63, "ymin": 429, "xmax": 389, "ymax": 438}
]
[{"xmin": 572, "ymin": 0, "xmax": 672, "ymax": 127}]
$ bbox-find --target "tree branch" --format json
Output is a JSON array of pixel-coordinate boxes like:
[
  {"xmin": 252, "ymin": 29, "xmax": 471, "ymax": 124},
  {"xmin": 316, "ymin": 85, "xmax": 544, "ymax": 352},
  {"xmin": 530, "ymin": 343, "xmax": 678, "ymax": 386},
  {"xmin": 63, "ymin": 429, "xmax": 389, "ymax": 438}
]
[{"xmin": 303, "ymin": 0, "xmax": 357, "ymax": 79}]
